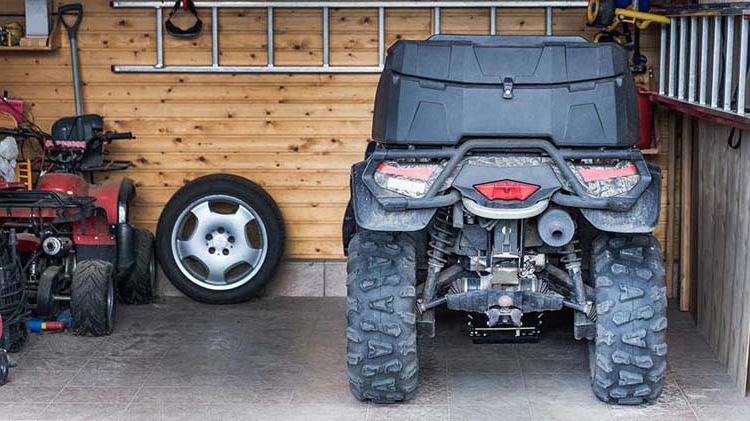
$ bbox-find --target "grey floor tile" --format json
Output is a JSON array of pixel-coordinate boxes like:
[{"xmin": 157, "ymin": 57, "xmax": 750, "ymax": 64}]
[
  {"xmin": 693, "ymin": 404, "xmax": 750, "ymax": 421},
  {"xmin": 450, "ymin": 401, "xmax": 532, "ymax": 421},
  {"xmin": 674, "ymin": 374, "xmax": 750, "ymax": 406},
  {"xmin": 530, "ymin": 401, "xmax": 613, "ymax": 420},
  {"xmin": 53, "ymin": 386, "xmax": 140, "ymax": 404},
  {"xmin": 7, "ymin": 369, "xmax": 79, "ymax": 387},
  {"xmin": 0, "ymin": 385, "xmax": 62, "ymax": 404},
  {"xmin": 368, "ymin": 404, "xmax": 449, "ymax": 421},
  {"xmin": 0, "ymin": 403, "xmax": 48, "ymax": 421},
  {"xmin": 37, "ymin": 403, "xmax": 128, "ymax": 420}
]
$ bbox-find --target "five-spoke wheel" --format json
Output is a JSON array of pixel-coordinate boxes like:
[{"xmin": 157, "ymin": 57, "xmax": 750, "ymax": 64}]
[{"xmin": 157, "ymin": 174, "xmax": 284, "ymax": 304}]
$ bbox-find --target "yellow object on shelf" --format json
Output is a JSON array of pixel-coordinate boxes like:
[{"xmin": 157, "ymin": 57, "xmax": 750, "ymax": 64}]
[{"xmin": 15, "ymin": 159, "xmax": 33, "ymax": 190}]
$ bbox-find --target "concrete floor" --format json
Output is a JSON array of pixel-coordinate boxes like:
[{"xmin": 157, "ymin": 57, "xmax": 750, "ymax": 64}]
[{"xmin": 1, "ymin": 298, "xmax": 748, "ymax": 421}]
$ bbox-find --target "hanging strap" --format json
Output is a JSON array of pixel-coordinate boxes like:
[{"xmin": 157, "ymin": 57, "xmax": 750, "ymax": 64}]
[{"xmin": 165, "ymin": 0, "xmax": 202, "ymax": 39}]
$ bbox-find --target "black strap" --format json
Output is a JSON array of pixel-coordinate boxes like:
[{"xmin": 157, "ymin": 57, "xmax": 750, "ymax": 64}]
[{"xmin": 165, "ymin": 0, "xmax": 202, "ymax": 39}]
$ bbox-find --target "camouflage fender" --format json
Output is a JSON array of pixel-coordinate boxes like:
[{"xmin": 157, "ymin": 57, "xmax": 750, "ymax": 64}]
[
  {"xmin": 580, "ymin": 165, "xmax": 661, "ymax": 233},
  {"xmin": 350, "ymin": 161, "xmax": 436, "ymax": 232}
]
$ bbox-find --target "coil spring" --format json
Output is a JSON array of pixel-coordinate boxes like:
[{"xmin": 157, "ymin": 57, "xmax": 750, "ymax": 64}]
[
  {"xmin": 560, "ymin": 240, "xmax": 582, "ymax": 266},
  {"xmin": 427, "ymin": 209, "xmax": 454, "ymax": 267},
  {"xmin": 587, "ymin": 303, "xmax": 598, "ymax": 322}
]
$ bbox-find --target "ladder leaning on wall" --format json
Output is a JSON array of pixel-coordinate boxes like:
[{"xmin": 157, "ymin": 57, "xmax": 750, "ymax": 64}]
[{"xmin": 110, "ymin": 0, "xmax": 588, "ymax": 74}]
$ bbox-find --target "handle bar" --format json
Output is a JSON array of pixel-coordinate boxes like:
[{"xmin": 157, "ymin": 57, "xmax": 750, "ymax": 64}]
[
  {"xmin": 105, "ymin": 131, "xmax": 134, "ymax": 141},
  {"xmin": 58, "ymin": 3, "xmax": 84, "ymax": 36}
]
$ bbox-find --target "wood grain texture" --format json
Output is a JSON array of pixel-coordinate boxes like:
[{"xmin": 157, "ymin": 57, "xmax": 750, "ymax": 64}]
[
  {"xmin": 0, "ymin": 0, "xmax": 666, "ymax": 259},
  {"xmin": 694, "ymin": 121, "xmax": 750, "ymax": 394}
]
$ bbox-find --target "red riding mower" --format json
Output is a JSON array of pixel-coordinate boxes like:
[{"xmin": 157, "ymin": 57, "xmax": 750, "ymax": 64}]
[{"xmin": 0, "ymin": 109, "xmax": 155, "ymax": 340}]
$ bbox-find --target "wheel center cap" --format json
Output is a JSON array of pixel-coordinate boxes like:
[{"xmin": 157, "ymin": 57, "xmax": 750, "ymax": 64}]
[{"xmin": 212, "ymin": 233, "xmax": 230, "ymax": 250}]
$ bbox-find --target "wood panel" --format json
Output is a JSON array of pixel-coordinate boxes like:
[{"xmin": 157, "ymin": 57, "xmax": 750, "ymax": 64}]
[
  {"xmin": 694, "ymin": 121, "xmax": 750, "ymax": 393},
  {"xmin": 0, "ymin": 0, "xmax": 666, "ymax": 259}
]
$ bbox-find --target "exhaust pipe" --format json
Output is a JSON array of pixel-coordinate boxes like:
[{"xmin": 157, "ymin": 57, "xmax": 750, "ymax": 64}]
[{"xmin": 537, "ymin": 208, "xmax": 575, "ymax": 247}]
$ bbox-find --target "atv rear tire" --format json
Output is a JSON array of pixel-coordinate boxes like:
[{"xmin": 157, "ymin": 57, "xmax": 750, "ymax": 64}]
[
  {"xmin": 118, "ymin": 229, "xmax": 156, "ymax": 305},
  {"xmin": 346, "ymin": 231, "xmax": 419, "ymax": 403},
  {"xmin": 71, "ymin": 260, "xmax": 116, "ymax": 336},
  {"xmin": 589, "ymin": 234, "xmax": 667, "ymax": 405}
]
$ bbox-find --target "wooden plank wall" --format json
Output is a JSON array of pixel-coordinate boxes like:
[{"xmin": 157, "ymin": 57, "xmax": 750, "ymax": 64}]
[
  {"xmin": 0, "ymin": 0, "xmax": 668, "ymax": 260},
  {"xmin": 695, "ymin": 121, "xmax": 750, "ymax": 392}
]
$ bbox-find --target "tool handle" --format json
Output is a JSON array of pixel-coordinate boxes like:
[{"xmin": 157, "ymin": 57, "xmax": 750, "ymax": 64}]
[
  {"xmin": 58, "ymin": 3, "xmax": 84, "ymax": 36},
  {"xmin": 105, "ymin": 131, "xmax": 134, "ymax": 141}
]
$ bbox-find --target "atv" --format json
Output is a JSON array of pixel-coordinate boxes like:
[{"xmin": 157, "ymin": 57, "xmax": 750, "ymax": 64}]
[
  {"xmin": 343, "ymin": 35, "xmax": 667, "ymax": 405},
  {"xmin": 0, "ymin": 110, "xmax": 155, "ymax": 340}
]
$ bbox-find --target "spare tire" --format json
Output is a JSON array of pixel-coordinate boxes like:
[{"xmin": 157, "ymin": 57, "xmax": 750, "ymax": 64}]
[{"xmin": 156, "ymin": 174, "xmax": 285, "ymax": 304}]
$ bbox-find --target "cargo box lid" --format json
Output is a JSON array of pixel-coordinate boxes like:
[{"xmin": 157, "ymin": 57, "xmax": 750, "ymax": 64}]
[{"xmin": 386, "ymin": 35, "xmax": 629, "ymax": 85}]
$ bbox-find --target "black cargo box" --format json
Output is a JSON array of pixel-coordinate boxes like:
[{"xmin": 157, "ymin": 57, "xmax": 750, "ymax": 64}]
[{"xmin": 371, "ymin": 35, "xmax": 639, "ymax": 147}]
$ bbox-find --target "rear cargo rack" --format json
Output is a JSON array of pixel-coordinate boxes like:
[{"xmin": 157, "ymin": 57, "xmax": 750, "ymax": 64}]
[
  {"xmin": 0, "ymin": 191, "xmax": 95, "ymax": 209},
  {"xmin": 0, "ymin": 190, "xmax": 96, "ymax": 223}
]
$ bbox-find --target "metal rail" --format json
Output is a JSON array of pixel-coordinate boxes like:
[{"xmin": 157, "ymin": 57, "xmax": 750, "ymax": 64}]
[
  {"xmin": 110, "ymin": 0, "xmax": 587, "ymax": 74},
  {"xmin": 656, "ymin": 6, "xmax": 749, "ymax": 120}
]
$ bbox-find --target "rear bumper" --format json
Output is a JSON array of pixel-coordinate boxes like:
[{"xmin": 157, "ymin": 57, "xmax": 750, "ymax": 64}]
[{"xmin": 361, "ymin": 138, "xmax": 652, "ymax": 212}]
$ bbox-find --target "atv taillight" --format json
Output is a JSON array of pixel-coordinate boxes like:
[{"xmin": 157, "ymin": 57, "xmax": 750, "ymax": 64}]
[
  {"xmin": 577, "ymin": 163, "xmax": 637, "ymax": 182},
  {"xmin": 474, "ymin": 180, "xmax": 539, "ymax": 201},
  {"xmin": 373, "ymin": 160, "xmax": 444, "ymax": 198},
  {"xmin": 570, "ymin": 160, "xmax": 640, "ymax": 198},
  {"xmin": 377, "ymin": 162, "xmax": 435, "ymax": 181}
]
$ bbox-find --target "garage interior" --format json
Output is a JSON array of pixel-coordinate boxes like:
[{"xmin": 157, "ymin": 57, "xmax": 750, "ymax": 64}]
[{"xmin": 0, "ymin": 0, "xmax": 749, "ymax": 420}]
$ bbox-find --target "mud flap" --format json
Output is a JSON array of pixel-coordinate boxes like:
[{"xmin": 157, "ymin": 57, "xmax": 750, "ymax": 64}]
[
  {"xmin": 580, "ymin": 165, "xmax": 661, "ymax": 233},
  {"xmin": 350, "ymin": 162, "xmax": 437, "ymax": 232}
]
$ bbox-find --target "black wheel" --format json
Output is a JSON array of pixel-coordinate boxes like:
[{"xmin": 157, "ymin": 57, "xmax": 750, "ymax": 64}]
[
  {"xmin": 0, "ymin": 349, "xmax": 8, "ymax": 386},
  {"xmin": 36, "ymin": 266, "xmax": 63, "ymax": 317},
  {"xmin": 589, "ymin": 234, "xmax": 667, "ymax": 405},
  {"xmin": 71, "ymin": 260, "xmax": 116, "ymax": 336},
  {"xmin": 587, "ymin": 0, "xmax": 616, "ymax": 28},
  {"xmin": 346, "ymin": 230, "xmax": 419, "ymax": 403},
  {"xmin": 156, "ymin": 174, "xmax": 285, "ymax": 304},
  {"xmin": 118, "ymin": 229, "xmax": 156, "ymax": 305},
  {"xmin": 0, "ymin": 235, "xmax": 28, "ymax": 353}
]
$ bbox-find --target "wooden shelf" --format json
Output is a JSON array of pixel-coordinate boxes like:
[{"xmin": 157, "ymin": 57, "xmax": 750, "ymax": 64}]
[
  {"xmin": 0, "ymin": 16, "xmax": 59, "ymax": 52},
  {"xmin": 641, "ymin": 148, "xmax": 660, "ymax": 155}
]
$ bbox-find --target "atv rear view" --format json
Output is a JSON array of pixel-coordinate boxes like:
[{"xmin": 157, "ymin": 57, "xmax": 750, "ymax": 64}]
[{"xmin": 343, "ymin": 35, "xmax": 667, "ymax": 405}]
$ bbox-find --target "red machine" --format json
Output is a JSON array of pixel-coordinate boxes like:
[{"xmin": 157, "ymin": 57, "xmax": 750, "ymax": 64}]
[{"xmin": 0, "ymin": 104, "xmax": 155, "ymax": 338}]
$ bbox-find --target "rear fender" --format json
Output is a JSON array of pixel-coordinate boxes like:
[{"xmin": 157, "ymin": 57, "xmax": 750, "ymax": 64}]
[
  {"xmin": 580, "ymin": 165, "xmax": 661, "ymax": 233},
  {"xmin": 350, "ymin": 162, "xmax": 436, "ymax": 232}
]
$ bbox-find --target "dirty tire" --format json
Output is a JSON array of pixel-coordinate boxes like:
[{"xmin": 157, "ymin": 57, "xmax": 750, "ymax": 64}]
[
  {"xmin": 589, "ymin": 234, "xmax": 667, "ymax": 405},
  {"xmin": 346, "ymin": 230, "xmax": 419, "ymax": 403},
  {"xmin": 0, "ymin": 349, "xmax": 8, "ymax": 386},
  {"xmin": 71, "ymin": 260, "xmax": 116, "ymax": 336},
  {"xmin": 118, "ymin": 229, "xmax": 156, "ymax": 305}
]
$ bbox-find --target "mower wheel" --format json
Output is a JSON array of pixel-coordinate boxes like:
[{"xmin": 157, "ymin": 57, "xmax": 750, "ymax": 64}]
[
  {"xmin": 156, "ymin": 174, "xmax": 285, "ymax": 304},
  {"xmin": 0, "ymin": 349, "xmax": 8, "ymax": 386},
  {"xmin": 587, "ymin": 0, "xmax": 616, "ymax": 28},
  {"xmin": 118, "ymin": 229, "xmax": 156, "ymax": 305},
  {"xmin": 71, "ymin": 260, "xmax": 116, "ymax": 336}
]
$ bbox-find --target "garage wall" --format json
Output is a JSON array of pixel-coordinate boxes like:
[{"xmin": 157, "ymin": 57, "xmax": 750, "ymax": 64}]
[
  {"xmin": 1, "ymin": 0, "xmax": 666, "ymax": 260},
  {"xmin": 694, "ymin": 121, "xmax": 750, "ymax": 392}
]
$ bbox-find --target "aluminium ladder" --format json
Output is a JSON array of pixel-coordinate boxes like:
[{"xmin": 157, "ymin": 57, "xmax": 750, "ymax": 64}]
[
  {"xmin": 110, "ymin": 1, "xmax": 588, "ymax": 74},
  {"xmin": 654, "ymin": 4, "xmax": 750, "ymax": 123}
]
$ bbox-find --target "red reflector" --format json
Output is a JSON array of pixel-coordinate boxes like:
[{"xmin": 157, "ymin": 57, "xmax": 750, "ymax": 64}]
[
  {"xmin": 474, "ymin": 180, "xmax": 540, "ymax": 201},
  {"xmin": 377, "ymin": 162, "xmax": 435, "ymax": 181},
  {"xmin": 578, "ymin": 164, "xmax": 638, "ymax": 182}
]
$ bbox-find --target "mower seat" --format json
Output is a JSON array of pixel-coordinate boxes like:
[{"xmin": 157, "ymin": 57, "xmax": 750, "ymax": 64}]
[{"xmin": 50, "ymin": 114, "xmax": 105, "ymax": 169}]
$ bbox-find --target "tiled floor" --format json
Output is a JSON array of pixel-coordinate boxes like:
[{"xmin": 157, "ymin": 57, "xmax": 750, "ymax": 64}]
[{"xmin": 1, "ymin": 297, "xmax": 748, "ymax": 421}]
